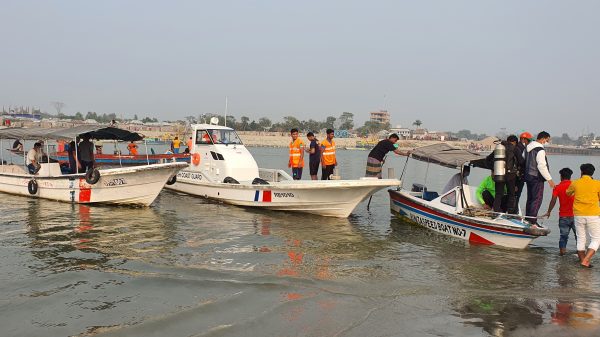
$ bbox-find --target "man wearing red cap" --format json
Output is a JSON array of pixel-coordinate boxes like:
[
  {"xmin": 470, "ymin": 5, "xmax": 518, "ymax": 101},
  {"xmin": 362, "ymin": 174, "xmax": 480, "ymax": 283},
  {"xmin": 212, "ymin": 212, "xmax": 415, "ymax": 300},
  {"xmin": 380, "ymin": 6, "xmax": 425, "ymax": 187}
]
[{"xmin": 515, "ymin": 132, "xmax": 532, "ymax": 204}]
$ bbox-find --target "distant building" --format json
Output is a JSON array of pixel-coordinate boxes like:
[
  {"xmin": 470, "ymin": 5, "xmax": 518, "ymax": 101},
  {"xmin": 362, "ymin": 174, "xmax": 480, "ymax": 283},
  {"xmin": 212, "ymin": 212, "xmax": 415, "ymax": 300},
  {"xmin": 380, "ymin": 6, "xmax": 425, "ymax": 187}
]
[
  {"xmin": 389, "ymin": 126, "xmax": 411, "ymax": 139},
  {"xmin": 369, "ymin": 110, "xmax": 390, "ymax": 124},
  {"xmin": 411, "ymin": 128, "xmax": 428, "ymax": 139}
]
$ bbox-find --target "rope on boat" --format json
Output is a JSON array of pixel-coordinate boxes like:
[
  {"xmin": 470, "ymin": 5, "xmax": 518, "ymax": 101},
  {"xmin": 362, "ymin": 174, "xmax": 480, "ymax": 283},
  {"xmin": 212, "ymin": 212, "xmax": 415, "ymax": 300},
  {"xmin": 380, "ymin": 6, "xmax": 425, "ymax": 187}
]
[{"xmin": 461, "ymin": 207, "xmax": 546, "ymax": 225}]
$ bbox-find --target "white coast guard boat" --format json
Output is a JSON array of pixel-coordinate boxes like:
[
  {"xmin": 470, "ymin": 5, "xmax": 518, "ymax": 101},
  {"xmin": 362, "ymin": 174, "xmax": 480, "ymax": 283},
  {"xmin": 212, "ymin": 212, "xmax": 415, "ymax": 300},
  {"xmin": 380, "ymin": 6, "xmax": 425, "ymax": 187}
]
[
  {"xmin": 166, "ymin": 123, "xmax": 400, "ymax": 217},
  {"xmin": 0, "ymin": 126, "xmax": 187, "ymax": 206},
  {"xmin": 389, "ymin": 144, "xmax": 550, "ymax": 249}
]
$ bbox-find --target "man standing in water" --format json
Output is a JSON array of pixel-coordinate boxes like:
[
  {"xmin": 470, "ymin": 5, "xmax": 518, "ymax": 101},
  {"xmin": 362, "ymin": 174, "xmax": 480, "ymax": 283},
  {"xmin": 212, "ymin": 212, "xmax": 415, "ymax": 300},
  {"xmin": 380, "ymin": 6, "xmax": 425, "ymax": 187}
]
[
  {"xmin": 567, "ymin": 164, "xmax": 600, "ymax": 268},
  {"xmin": 320, "ymin": 129, "xmax": 336, "ymax": 180},
  {"xmin": 543, "ymin": 168, "xmax": 575, "ymax": 256},
  {"xmin": 524, "ymin": 131, "xmax": 555, "ymax": 226},
  {"xmin": 288, "ymin": 128, "xmax": 305, "ymax": 180}
]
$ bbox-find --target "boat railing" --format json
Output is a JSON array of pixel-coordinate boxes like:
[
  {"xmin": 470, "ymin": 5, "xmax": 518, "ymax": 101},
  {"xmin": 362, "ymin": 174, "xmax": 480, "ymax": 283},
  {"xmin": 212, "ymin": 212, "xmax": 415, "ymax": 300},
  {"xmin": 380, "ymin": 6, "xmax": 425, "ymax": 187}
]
[{"xmin": 258, "ymin": 168, "xmax": 293, "ymax": 182}]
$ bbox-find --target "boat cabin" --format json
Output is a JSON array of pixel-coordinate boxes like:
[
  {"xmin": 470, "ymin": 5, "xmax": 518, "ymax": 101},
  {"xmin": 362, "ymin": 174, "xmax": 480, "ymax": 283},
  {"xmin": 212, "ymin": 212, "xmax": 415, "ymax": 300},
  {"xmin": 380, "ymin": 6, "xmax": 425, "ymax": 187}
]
[
  {"xmin": 408, "ymin": 183, "xmax": 483, "ymax": 214},
  {"xmin": 187, "ymin": 124, "xmax": 259, "ymax": 182}
]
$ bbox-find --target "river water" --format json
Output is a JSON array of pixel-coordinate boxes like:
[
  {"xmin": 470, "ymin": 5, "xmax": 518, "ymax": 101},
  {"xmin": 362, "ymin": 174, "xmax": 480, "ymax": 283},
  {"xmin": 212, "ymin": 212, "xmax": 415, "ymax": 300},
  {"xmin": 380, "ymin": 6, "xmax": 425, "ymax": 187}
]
[{"xmin": 1, "ymin": 147, "xmax": 600, "ymax": 337}]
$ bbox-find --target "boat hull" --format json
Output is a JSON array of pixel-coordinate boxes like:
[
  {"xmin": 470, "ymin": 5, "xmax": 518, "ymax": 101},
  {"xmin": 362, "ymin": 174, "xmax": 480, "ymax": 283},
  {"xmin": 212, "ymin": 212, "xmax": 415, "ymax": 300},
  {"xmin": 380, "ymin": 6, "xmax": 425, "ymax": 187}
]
[
  {"xmin": 167, "ymin": 170, "xmax": 400, "ymax": 217},
  {"xmin": 0, "ymin": 163, "xmax": 187, "ymax": 206},
  {"xmin": 389, "ymin": 189, "xmax": 537, "ymax": 249}
]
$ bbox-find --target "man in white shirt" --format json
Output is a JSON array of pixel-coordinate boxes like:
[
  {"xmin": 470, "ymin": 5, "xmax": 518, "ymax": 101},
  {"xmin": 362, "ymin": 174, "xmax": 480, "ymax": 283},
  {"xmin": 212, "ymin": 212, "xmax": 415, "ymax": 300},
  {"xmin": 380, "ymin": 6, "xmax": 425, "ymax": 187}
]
[
  {"xmin": 442, "ymin": 165, "xmax": 470, "ymax": 195},
  {"xmin": 524, "ymin": 131, "xmax": 555, "ymax": 226},
  {"xmin": 26, "ymin": 142, "xmax": 43, "ymax": 174}
]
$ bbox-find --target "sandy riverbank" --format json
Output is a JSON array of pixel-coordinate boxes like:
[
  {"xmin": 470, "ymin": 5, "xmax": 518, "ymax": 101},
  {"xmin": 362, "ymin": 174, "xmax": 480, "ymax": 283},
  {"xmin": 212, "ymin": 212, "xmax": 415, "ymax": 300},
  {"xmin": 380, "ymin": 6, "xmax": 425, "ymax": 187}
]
[{"xmin": 237, "ymin": 131, "xmax": 474, "ymax": 150}]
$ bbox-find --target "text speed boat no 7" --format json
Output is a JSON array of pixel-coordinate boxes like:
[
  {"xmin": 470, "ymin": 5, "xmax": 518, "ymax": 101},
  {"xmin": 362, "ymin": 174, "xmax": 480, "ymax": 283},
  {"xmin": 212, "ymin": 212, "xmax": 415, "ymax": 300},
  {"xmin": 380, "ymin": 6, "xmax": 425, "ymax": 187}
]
[
  {"xmin": 166, "ymin": 123, "xmax": 400, "ymax": 217},
  {"xmin": 0, "ymin": 125, "xmax": 187, "ymax": 206},
  {"xmin": 389, "ymin": 143, "xmax": 550, "ymax": 249}
]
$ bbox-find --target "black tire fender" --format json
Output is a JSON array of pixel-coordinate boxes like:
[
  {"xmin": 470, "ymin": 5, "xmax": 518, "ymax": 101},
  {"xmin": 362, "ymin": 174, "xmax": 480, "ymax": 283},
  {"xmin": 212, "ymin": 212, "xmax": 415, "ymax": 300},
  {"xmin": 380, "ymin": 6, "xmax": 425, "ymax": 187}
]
[
  {"xmin": 85, "ymin": 169, "xmax": 101, "ymax": 185},
  {"xmin": 166, "ymin": 175, "xmax": 177, "ymax": 185},
  {"xmin": 28, "ymin": 180, "xmax": 38, "ymax": 195}
]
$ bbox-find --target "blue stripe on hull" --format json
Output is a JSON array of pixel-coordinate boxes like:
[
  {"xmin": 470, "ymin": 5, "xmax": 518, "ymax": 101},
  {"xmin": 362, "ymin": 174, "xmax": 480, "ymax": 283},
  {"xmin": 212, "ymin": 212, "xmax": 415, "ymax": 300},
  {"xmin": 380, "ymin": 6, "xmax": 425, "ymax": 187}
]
[{"xmin": 392, "ymin": 199, "xmax": 532, "ymax": 239}]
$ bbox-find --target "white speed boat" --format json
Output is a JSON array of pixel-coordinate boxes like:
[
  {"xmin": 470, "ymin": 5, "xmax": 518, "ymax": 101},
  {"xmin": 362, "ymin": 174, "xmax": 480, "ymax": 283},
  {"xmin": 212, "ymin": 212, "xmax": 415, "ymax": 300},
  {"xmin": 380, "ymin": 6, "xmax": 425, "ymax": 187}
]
[
  {"xmin": 0, "ymin": 125, "xmax": 187, "ymax": 206},
  {"xmin": 166, "ymin": 124, "xmax": 400, "ymax": 217}
]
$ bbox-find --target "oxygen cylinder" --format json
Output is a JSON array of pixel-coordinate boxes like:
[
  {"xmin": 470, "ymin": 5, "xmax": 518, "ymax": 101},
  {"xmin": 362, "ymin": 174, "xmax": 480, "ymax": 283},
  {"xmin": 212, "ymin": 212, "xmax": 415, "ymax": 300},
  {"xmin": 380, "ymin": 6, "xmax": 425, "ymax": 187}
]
[{"xmin": 493, "ymin": 142, "xmax": 506, "ymax": 182}]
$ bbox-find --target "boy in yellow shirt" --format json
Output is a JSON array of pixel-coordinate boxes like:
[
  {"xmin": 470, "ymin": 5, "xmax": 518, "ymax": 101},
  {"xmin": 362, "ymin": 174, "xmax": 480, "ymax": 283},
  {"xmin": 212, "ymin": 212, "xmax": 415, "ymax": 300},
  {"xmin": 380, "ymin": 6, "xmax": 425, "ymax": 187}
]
[{"xmin": 566, "ymin": 163, "xmax": 600, "ymax": 268}]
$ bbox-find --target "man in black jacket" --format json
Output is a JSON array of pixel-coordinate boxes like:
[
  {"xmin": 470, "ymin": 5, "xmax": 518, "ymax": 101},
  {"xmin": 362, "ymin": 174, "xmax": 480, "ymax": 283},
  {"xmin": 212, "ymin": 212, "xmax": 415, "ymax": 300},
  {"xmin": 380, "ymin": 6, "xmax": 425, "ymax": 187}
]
[
  {"xmin": 493, "ymin": 135, "xmax": 523, "ymax": 214},
  {"xmin": 515, "ymin": 132, "xmax": 532, "ymax": 204}
]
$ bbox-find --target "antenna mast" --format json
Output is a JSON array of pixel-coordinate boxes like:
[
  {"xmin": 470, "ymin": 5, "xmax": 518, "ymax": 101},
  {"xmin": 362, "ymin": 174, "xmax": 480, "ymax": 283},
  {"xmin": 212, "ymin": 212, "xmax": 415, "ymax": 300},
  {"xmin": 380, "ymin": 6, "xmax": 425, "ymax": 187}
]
[{"xmin": 224, "ymin": 96, "xmax": 228, "ymax": 127}]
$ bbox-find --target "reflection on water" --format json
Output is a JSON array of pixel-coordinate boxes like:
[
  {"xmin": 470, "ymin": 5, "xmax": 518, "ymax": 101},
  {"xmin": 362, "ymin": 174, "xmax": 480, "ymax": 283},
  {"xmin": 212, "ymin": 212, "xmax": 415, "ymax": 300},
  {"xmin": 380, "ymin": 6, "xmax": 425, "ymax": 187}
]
[{"xmin": 1, "ymin": 150, "xmax": 600, "ymax": 336}]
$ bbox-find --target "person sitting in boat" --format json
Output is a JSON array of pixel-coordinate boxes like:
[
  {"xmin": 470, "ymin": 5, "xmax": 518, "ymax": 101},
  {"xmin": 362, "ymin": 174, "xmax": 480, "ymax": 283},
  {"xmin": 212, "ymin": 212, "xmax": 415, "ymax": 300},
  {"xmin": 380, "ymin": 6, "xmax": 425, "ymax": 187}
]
[
  {"xmin": 476, "ymin": 173, "xmax": 507, "ymax": 211},
  {"xmin": 442, "ymin": 165, "xmax": 470, "ymax": 194},
  {"xmin": 77, "ymin": 134, "xmax": 95, "ymax": 172},
  {"xmin": 11, "ymin": 139, "xmax": 23, "ymax": 152},
  {"xmin": 26, "ymin": 142, "xmax": 43, "ymax": 174},
  {"xmin": 365, "ymin": 134, "xmax": 410, "ymax": 179},
  {"xmin": 95, "ymin": 145, "xmax": 103, "ymax": 154},
  {"xmin": 201, "ymin": 131, "xmax": 212, "ymax": 144},
  {"xmin": 127, "ymin": 141, "xmax": 138, "ymax": 155}
]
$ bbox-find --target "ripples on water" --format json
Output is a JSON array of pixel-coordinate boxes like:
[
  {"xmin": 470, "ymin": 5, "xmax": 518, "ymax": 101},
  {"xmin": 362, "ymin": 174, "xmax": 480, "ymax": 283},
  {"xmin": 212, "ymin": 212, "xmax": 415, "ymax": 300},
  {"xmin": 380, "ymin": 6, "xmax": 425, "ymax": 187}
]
[{"xmin": 1, "ymin": 148, "xmax": 600, "ymax": 336}]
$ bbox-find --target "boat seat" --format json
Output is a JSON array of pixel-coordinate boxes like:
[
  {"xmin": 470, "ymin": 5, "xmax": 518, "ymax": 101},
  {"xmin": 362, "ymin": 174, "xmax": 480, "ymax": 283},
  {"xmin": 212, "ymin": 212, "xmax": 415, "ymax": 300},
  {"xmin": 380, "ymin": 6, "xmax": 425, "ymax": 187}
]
[
  {"xmin": 0, "ymin": 164, "xmax": 27, "ymax": 174},
  {"xmin": 223, "ymin": 176, "xmax": 240, "ymax": 184},
  {"xmin": 252, "ymin": 177, "xmax": 269, "ymax": 185},
  {"xmin": 422, "ymin": 191, "xmax": 439, "ymax": 201},
  {"xmin": 38, "ymin": 163, "xmax": 63, "ymax": 177}
]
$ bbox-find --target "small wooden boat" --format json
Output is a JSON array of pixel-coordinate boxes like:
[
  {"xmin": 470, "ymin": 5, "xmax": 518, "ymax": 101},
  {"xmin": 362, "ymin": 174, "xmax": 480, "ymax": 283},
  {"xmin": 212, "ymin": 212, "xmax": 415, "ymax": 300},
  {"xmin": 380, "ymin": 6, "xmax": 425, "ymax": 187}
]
[
  {"xmin": 166, "ymin": 124, "xmax": 401, "ymax": 217},
  {"xmin": 388, "ymin": 143, "xmax": 550, "ymax": 249},
  {"xmin": 0, "ymin": 125, "xmax": 187, "ymax": 206}
]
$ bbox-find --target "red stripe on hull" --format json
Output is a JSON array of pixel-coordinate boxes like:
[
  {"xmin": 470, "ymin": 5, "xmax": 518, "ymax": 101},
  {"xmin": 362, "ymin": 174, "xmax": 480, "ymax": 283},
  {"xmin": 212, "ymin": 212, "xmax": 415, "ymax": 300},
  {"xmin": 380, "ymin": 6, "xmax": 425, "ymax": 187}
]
[
  {"xmin": 78, "ymin": 178, "xmax": 91, "ymax": 202},
  {"xmin": 469, "ymin": 232, "xmax": 494, "ymax": 245},
  {"xmin": 262, "ymin": 190, "xmax": 272, "ymax": 202}
]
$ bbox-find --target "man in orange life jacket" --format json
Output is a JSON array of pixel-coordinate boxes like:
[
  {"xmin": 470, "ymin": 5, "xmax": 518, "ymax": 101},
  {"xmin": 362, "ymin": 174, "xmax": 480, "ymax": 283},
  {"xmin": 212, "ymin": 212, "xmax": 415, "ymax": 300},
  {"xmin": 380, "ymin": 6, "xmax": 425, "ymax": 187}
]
[
  {"xmin": 288, "ymin": 128, "xmax": 305, "ymax": 180},
  {"xmin": 320, "ymin": 129, "xmax": 337, "ymax": 180}
]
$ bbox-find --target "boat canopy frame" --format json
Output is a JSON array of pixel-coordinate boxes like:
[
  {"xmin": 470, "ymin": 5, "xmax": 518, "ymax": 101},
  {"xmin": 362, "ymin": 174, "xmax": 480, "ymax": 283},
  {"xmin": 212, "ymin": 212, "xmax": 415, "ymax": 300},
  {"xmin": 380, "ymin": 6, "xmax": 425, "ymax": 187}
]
[
  {"xmin": 399, "ymin": 143, "xmax": 485, "ymax": 212},
  {"xmin": 0, "ymin": 125, "xmax": 148, "ymax": 171},
  {"xmin": 0, "ymin": 125, "xmax": 144, "ymax": 142}
]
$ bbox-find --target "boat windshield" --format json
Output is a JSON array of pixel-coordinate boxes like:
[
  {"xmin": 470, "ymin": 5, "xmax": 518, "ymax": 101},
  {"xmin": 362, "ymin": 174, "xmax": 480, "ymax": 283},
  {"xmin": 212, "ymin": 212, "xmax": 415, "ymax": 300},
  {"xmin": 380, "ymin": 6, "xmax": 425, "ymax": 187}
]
[
  {"xmin": 205, "ymin": 129, "xmax": 243, "ymax": 145},
  {"xmin": 196, "ymin": 129, "xmax": 242, "ymax": 145}
]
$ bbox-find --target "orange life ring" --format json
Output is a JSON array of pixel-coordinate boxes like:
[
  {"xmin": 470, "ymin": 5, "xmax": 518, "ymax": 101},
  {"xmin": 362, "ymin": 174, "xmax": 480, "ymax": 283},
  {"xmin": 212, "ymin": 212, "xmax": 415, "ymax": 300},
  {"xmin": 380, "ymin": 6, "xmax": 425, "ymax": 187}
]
[{"xmin": 192, "ymin": 153, "xmax": 201, "ymax": 166}]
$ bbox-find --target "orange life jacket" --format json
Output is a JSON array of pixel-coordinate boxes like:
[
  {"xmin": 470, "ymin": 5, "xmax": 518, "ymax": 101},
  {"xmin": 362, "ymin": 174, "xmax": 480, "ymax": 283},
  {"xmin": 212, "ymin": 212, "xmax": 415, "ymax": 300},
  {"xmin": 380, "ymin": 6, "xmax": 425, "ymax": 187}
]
[
  {"xmin": 289, "ymin": 139, "xmax": 304, "ymax": 167},
  {"xmin": 127, "ymin": 143, "xmax": 138, "ymax": 155},
  {"xmin": 320, "ymin": 139, "xmax": 336, "ymax": 166}
]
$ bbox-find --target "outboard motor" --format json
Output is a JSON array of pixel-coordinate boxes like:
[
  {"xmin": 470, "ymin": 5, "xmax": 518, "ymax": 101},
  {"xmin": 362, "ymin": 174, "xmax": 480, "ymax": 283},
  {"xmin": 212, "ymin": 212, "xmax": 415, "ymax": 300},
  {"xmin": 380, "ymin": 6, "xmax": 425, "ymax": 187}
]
[{"xmin": 493, "ymin": 142, "xmax": 506, "ymax": 182}]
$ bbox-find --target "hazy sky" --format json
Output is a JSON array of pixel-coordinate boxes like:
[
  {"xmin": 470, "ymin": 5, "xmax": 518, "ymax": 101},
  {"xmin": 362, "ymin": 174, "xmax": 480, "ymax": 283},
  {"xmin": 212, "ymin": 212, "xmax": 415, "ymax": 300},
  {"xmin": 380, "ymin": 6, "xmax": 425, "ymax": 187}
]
[{"xmin": 1, "ymin": 0, "xmax": 598, "ymax": 136}]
